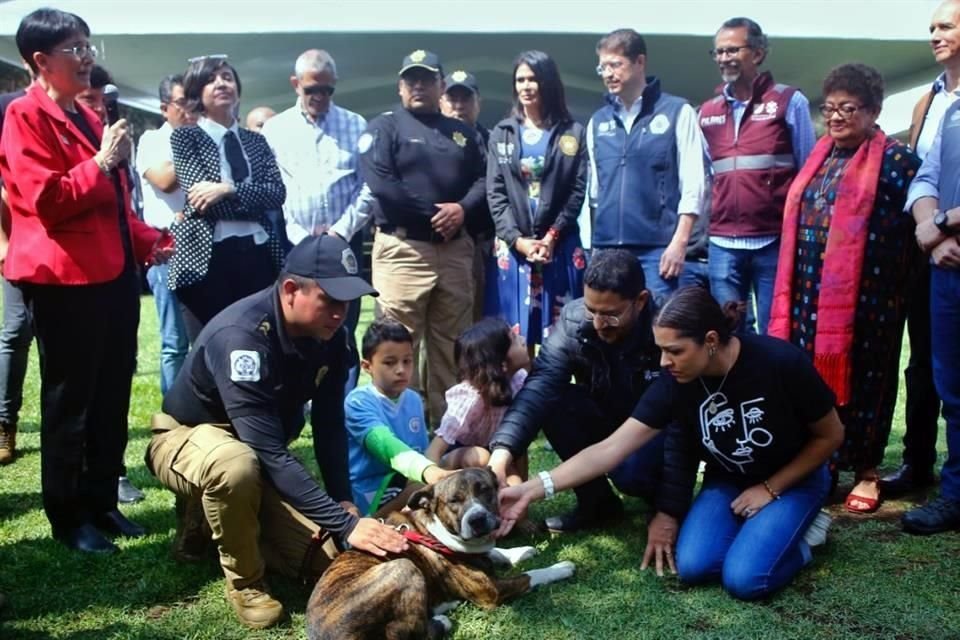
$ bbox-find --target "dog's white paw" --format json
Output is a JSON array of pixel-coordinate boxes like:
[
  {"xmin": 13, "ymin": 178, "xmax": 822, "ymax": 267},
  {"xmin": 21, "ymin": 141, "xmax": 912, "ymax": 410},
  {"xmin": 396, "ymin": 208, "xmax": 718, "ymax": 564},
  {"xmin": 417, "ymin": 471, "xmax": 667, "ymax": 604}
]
[
  {"xmin": 525, "ymin": 560, "xmax": 576, "ymax": 588},
  {"xmin": 431, "ymin": 614, "xmax": 452, "ymax": 633},
  {"xmin": 432, "ymin": 601, "xmax": 460, "ymax": 616},
  {"xmin": 488, "ymin": 545, "xmax": 538, "ymax": 567}
]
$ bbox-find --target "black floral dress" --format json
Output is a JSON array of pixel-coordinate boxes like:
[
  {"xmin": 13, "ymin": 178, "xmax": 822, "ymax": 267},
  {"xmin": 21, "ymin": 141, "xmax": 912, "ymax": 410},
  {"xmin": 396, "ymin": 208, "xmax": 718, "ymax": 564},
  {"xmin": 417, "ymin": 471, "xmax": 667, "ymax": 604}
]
[{"xmin": 787, "ymin": 138, "xmax": 920, "ymax": 471}]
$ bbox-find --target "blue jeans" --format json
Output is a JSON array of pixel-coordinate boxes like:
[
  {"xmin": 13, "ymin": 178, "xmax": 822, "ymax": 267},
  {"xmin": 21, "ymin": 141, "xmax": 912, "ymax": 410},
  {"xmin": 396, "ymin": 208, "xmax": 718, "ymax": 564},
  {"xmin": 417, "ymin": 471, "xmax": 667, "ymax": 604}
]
[
  {"xmin": 607, "ymin": 430, "xmax": 666, "ymax": 501},
  {"xmin": 708, "ymin": 240, "xmax": 780, "ymax": 334},
  {"xmin": 146, "ymin": 264, "xmax": 189, "ymax": 395},
  {"xmin": 675, "ymin": 464, "xmax": 830, "ymax": 600},
  {"xmin": 0, "ymin": 278, "xmax": 32, "ymax": 424},
  {"xmin": 930, "ymin": 267, "xmax": 960, "ymax": 501},
  {"xmin": 631, "ymin": 248, "xmax": 708, "ymax": 307}
]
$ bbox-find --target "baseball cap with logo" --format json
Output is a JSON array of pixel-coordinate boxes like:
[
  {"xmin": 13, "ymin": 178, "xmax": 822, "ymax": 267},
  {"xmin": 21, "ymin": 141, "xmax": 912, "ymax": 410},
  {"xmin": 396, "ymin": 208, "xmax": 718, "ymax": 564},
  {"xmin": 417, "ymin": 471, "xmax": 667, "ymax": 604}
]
[
  {"xmin": 399, "ymin": 49, "xmax": 442, "ymax": 75},
  {"xmin": 444, "ymin": 69, "xmax": 479, "ymax": 94},
  {"xmin": 283, "ymin": 234, "xmax": 378, "ymax": 301}
]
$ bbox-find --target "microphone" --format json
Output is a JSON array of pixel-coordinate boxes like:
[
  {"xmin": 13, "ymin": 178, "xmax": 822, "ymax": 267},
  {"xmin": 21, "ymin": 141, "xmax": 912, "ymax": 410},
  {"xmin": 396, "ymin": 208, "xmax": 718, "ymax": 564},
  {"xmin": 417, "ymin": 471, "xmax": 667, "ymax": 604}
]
[
  {"xmin": 103, "ymin": 83, "xmax": 121, "ymax": 125},
  {"xmin": 101, "ymin": 84, "xmax": 128, "ymax": 173}
]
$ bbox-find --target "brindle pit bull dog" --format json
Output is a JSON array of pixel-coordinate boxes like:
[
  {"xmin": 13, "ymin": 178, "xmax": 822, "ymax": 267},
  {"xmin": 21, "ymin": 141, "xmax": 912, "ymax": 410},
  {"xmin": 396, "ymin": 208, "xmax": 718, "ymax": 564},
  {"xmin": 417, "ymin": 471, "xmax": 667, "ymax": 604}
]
[{"xmin": 306, "ymin": 467, "xmax": 575, "ymax": 639}]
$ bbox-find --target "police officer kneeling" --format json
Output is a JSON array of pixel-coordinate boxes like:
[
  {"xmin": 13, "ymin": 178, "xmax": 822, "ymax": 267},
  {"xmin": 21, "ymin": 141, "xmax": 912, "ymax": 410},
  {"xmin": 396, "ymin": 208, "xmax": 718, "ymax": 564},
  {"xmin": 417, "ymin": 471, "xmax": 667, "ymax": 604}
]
[{"xmin": 146, "ymin": 234, "xmax": 408, "ymax": 630}]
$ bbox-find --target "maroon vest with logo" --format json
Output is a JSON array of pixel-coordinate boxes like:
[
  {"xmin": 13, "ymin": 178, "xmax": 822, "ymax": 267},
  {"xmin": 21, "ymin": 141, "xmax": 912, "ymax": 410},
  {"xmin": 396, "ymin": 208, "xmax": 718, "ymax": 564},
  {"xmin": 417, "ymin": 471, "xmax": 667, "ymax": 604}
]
[{"xmin": 699, "ymin": 72, "xmax": 797, "ymax": 237}]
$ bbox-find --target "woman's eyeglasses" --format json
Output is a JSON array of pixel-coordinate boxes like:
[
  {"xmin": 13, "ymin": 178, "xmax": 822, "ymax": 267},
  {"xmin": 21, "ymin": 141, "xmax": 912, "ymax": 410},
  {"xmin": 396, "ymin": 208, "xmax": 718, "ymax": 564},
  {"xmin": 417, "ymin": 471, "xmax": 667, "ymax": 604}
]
[
  {"xmin": 58, "ymin": 43, "xmax": 98, "ymax": 59},
  {"xmin": 818, "ymin": 103, "xmax": 862, "ymax": 119}
]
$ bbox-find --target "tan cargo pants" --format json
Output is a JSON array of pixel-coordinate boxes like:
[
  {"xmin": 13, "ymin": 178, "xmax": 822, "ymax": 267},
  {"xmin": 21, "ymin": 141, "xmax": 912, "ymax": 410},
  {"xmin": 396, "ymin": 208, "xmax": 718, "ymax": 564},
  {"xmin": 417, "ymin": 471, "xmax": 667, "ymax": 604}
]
[
  {"xmin": 372, "ymin": 230, "xmax": 475, "ymax": 426},
  {"xmin": 146, "ymin": 414, "xmax": 339, "ymax": 588}
]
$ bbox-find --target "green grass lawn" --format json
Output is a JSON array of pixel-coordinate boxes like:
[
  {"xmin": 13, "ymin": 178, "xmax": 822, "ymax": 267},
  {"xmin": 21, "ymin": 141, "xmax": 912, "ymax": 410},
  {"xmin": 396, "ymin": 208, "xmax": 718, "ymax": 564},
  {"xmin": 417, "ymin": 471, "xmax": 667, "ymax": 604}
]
[{"xmin": 2, "ymin": 294, "xmax": 959, "ymax": 640}]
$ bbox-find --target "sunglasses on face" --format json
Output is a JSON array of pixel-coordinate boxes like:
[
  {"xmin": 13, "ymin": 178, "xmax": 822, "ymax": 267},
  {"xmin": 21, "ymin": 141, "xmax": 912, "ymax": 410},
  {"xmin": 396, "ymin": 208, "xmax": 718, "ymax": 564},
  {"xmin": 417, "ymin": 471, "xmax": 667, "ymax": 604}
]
[{"xmin": 303, "ymin": 84, "xmax": 335, "ymax": 97}]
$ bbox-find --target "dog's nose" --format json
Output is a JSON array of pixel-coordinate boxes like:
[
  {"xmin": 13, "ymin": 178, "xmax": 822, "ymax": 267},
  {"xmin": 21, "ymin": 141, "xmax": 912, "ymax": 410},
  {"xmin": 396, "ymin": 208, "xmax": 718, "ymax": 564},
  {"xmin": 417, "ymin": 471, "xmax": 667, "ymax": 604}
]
[{"xmin": 468, "ymin": 511, "xmax": 497, "ymax": 536}]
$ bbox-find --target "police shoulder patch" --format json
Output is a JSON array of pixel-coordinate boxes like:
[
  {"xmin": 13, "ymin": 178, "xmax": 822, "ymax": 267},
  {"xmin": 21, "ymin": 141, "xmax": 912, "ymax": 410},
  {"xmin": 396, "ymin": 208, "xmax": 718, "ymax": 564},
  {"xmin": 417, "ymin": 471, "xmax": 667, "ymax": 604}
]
[
  {"xmin": 357, "ymin": 132, "xmax": 373, "ymax": 154},
  {"xmin": 558, "ymin": 134, "xmax": 579, "ymax": 156},
  {"xmin": 230, "ymin": 350, "xmax": 261, "ymax": 382}
]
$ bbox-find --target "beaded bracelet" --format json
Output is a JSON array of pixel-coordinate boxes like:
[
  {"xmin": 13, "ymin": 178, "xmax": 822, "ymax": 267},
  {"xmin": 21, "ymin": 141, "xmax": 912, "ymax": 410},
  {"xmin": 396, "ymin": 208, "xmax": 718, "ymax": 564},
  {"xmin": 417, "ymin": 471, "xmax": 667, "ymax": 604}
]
[{"xmin": 763, "ymin": 480, "xmax": 781, "ymax": 500}]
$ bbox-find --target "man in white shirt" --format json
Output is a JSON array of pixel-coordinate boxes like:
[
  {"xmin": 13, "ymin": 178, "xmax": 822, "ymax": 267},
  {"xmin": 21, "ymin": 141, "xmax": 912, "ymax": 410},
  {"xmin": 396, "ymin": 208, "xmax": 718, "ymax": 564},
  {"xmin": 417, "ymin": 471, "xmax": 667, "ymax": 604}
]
[
  {"xmin": 261, "ymin": 49, "xmax": 374, "ymax": 398},
  {"xmin": 136, "ymin": 74, "xmax": 195, "ymax": 396}
]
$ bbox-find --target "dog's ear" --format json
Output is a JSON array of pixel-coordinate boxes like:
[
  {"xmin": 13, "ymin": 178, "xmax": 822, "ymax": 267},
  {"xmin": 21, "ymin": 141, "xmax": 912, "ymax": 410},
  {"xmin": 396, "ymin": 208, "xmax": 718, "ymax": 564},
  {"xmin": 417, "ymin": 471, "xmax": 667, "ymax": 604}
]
[{"xmin": 407, "ymin": 485, "xmax": 435, "ymax": 512}]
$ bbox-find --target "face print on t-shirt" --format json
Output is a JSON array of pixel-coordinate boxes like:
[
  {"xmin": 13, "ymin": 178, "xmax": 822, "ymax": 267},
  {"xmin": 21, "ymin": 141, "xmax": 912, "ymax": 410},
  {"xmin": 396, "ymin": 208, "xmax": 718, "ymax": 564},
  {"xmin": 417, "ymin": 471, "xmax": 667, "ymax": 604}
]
[{"xmin": 698, "ymin": 391, "xmax": 774, "ymax": 474}]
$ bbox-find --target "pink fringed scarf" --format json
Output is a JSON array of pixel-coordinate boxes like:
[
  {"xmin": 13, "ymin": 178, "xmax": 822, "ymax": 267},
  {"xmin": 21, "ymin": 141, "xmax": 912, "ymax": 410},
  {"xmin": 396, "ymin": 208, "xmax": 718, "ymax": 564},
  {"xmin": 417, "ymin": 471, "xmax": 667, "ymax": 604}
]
[{"xmin": 768, "ymin": 128, "xmax": 888, "ymax": 406}]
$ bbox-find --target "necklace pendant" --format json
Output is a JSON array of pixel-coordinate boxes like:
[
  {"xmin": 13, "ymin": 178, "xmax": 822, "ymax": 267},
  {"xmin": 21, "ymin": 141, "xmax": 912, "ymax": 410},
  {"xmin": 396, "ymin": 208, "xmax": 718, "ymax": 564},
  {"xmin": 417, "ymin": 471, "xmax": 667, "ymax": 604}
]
[
  {"xmin": 814, "ymin": 196, "xmax": 826, "ymax": 212},
  {"xmin": 708, "ymin": 400, "xmax": 718, "ymax": 414}
]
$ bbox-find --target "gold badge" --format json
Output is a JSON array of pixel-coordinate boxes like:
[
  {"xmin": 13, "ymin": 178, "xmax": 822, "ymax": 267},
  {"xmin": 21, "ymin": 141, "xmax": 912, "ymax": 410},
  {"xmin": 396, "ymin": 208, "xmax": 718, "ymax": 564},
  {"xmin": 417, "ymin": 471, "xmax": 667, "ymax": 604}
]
[
  {"xmin": 257, "ymin": 320, "xmax": 271, "ymax": 336},
  {"xmin": 315, "ymin": 366, "xmax": 329, "ymax": 386},
  {"xmin": 452, "ymin": 131, "xmax": 467, "ymax": 147},
  {"xmin": 409, "ymin": 50, "xmax": 426, "ymax": 63},
  {"xmin": 451, "ymin": 70, "xmax": 468, "ymax": 82},
  {"xmin": 559, "ymin": 134, "xmax": 579, "ymax": 157}
]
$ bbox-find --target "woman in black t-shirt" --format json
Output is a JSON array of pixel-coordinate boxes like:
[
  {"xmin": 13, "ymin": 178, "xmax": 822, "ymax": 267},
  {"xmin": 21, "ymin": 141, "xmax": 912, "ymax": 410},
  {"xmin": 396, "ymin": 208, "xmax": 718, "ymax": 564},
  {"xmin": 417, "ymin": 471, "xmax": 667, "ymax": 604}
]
[{"xmin": 499, "ymin": 286, "xmax": 844, "ymax": 600}]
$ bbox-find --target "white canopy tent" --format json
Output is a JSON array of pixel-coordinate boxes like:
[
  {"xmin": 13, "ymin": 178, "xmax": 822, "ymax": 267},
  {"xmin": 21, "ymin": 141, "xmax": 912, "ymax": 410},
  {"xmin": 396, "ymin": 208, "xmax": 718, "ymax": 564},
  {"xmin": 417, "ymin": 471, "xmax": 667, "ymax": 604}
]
[{"xmin": 0, "ymin": 0, "xmax": 943, "ymax": 133}]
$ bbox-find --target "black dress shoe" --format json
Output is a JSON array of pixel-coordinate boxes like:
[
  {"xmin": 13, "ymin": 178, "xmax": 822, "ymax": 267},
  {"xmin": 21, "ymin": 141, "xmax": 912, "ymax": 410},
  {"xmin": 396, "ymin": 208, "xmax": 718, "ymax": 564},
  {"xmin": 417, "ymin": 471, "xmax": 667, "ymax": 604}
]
[
  {"xmin": 902, "ymin": 496, "xmax": 960, "ymax": 535},
  {"xmin": 881, "ymin": 464, "xmax": 935, "ymax": 496},
  {"xmin": 117, "ymin": 476, "xmax": 145, "ymax": 504},
  {"xmin": 55, "ymin": 523, "xmax": 118, "ymax": 554},
  {"xmin": 93, "ymin": 510, "xmax": 147, "ymax": 538},
  {"xmin": 544, "ymin": 497, "xmax": 624, "ymax": 533}
]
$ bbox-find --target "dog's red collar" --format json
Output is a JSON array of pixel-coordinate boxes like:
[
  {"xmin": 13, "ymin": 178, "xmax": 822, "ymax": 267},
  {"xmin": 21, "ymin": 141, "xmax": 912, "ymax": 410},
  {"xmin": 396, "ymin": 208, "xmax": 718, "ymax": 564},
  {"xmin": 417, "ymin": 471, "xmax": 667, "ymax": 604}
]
[{"xmin": 401, "ymin": 529, "xmax": 457, "ymax": 557}]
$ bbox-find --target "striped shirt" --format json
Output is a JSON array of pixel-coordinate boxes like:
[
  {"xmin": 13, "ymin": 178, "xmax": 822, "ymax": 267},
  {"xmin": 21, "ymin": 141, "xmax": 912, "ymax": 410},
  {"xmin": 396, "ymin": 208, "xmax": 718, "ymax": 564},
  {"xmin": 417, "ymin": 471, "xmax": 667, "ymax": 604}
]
[{"xmin": 261, "ymin": 100, "xmax": 374, "ymax": 243}]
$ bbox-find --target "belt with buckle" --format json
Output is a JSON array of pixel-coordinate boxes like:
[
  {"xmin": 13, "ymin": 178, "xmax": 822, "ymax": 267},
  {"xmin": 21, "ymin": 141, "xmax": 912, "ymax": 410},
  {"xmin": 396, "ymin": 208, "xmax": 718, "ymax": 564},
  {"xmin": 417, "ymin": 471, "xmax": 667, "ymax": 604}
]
[{"xmin": 378, "ymin": 224, "xmax": 457, "ymax": 244}]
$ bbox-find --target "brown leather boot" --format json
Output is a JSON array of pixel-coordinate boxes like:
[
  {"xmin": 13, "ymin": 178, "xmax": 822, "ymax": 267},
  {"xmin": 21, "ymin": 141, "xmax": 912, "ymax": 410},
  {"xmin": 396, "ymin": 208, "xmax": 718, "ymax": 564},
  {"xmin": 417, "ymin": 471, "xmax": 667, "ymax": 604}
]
[
  {"xmin": 0, "ymin": 422, "xmax": 16, "ymax": 465},
  {"xmin": 225, "ymin": 579, "xmax": 284, "ymax": 629}
]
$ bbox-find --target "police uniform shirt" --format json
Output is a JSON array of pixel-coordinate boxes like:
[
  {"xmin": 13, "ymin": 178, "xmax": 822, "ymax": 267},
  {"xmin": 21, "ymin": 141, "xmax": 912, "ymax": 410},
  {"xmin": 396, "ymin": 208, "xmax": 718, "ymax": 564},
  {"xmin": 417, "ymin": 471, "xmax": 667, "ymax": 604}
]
[
  {"xmin": 358, "ymin": 106, "xmax": 487, "ymax": 232},
  {"xmin": 162, "ymin": 286, "xmax": 358, "ymax": 539}
]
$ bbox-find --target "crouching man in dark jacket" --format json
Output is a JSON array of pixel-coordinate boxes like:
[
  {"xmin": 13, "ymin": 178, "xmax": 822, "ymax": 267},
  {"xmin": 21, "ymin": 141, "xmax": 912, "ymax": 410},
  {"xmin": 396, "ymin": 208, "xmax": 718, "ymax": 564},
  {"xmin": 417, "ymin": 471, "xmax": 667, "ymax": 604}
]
[{"xmin": 488, "ymin": 249, "xmax": 665, "ymax": 532}]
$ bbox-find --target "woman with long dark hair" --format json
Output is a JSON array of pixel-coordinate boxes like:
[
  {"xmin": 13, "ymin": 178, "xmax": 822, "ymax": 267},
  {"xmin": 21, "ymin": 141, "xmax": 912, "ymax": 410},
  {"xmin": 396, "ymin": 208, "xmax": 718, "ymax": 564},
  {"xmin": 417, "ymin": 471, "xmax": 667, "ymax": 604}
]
[
  {"xmin": 499, "ymin": 287, "xmax": 844, "ymax": 600},
  {"xmin": 168, "ymin": 55, "xmax": 286, "ymax": 340},
  {"xmin": 487, "ymin": 50, "xmax": 588, "ymax": 349}
]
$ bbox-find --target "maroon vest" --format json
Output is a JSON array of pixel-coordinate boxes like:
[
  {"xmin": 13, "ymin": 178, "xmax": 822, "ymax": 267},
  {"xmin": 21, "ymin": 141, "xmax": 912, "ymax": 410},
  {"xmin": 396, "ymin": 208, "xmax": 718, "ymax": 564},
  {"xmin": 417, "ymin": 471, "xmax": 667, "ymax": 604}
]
[{"xmin": 699, "ymin": 72, "xmax": 797, "ymax": 237}]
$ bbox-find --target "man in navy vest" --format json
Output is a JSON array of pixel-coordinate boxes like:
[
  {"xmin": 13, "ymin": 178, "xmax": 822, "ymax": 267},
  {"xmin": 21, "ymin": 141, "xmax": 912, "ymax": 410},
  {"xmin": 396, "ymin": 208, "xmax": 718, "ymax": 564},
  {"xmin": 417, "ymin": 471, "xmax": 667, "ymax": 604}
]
[
  {"xmin": 904, "ymin": 100, "xmax": 960, "ymax": 535},
  {"xmin": 698, "ymin": 17, "xmax": 814, "ymax": 335},
  {"xmin": 586, "ymin": 28, "xmax": 708, "ymax": 306}
]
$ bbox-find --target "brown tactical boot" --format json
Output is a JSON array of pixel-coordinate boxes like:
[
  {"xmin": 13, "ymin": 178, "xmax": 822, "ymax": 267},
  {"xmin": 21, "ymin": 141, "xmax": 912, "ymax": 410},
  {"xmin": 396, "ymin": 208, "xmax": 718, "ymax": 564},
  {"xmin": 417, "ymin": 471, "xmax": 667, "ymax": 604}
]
[
  {"xmin": 225, "ymin": 579, "xmax": 284, "ymax": 629},
  {"xmin": 172, "ymin": 494, "xmax": 211, "ymax": 563},
  {"xmin": 0, "ymin": 422, "xmax": 16, "ymax": 465}
]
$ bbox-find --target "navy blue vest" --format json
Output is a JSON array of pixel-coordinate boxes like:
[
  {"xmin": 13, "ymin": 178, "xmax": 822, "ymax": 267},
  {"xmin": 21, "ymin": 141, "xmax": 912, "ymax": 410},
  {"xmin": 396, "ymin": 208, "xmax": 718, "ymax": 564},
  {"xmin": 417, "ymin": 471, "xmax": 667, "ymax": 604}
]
[
  {"xmin": 939, "ymin": 100, "xmax": 960, "ymax": 211},
  {"xmin": 591, "ymin": 77, "xmax": 686, "ymax": 249}
]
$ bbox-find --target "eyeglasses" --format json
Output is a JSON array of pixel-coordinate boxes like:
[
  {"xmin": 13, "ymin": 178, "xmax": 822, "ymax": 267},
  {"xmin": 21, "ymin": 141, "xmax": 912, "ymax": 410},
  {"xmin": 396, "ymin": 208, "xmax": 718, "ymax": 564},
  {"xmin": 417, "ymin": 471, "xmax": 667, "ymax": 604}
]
[
  {"xmin": 709, "ymin": 46, "xmax": 750, "ymax": 59},
  {"xmin": 57, "ymin": 43, "xmax": 98, "ymax": 59},
  {"xmin": 818, "ymin": 103, "xmax": 862, "ymax": 119},
  {"xmin": 187, "ymin": 54, "xmax": 228, "ymax": 63},
  {"xmin": 303, "ymin": 84, "xmax": 335, "ymax": 97},
  {"xmin": 163, "ymin": 97, "xmax": 188, "ymax": 108},
  {"xmin": 584, "ymin": 304, "xmax": 633, "ymax": 328},
  {"xmin": 595, "ymin": 60, "xmax": 626, "ymax": 76}
]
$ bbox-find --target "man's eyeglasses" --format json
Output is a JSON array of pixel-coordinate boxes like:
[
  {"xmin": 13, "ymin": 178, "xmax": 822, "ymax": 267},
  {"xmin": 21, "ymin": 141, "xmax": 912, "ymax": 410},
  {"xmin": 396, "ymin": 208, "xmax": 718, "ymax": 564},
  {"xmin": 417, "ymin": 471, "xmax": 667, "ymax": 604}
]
[
  {"xmin": 818, "ymin": 103, "xmax": 862, "ymax": 119},
  {"xmin": 595, "ymin": 60, "xmax": 626, "ymax": 76},
  {"xmin": 709, "ymin": 46, "xmax": 750, "ymax": 59},
  {"xmin": 303, "ymin": 85, "xmax": 335, "ymax": 97},
  {"xmin": 584, "ymin": 304, "xmax": 633, "ymax": 328},
  {"xmin": 163, "ymin": 97, "xmax": 188, "ymax": 109},
  {"xmin": 58, "ymin": 43, "xmax": 98, "ymax": 59},
  {"xmin": 187, "ymin": 54, "xmax": 228, "ymax": 64}
]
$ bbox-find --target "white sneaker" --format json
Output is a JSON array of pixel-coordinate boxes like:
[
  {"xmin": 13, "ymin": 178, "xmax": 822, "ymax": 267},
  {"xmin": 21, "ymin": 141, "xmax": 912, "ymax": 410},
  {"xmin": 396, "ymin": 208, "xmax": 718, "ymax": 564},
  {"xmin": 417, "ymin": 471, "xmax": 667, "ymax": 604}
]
[{"xmin": 802, "ymin": 510, "xmax": 832, "ymax": 547}]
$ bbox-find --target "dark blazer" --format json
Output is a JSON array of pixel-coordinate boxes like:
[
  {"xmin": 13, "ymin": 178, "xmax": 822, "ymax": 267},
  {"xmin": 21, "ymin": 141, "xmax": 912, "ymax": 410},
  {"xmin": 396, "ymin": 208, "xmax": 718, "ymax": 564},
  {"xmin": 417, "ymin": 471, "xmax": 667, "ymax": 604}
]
[
  {"xmin": 0, "ymin": 83, "xmax": 159, "ymax": 285},
  {"xmin": 168, "ymin": 124, "xmax": 286, "ymax": 290},
  {"xmin": 486, "ymin": 117, "xmax": 587, "ymax": 248}
]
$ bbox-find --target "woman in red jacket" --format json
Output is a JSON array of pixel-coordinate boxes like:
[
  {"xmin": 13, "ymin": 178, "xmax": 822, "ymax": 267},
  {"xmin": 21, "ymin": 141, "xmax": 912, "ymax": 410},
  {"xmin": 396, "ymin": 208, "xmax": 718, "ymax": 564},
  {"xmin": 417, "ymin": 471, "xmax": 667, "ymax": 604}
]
[{"xmin": 0, "ymin": 8, "xmax": 163, "ymax": 553}]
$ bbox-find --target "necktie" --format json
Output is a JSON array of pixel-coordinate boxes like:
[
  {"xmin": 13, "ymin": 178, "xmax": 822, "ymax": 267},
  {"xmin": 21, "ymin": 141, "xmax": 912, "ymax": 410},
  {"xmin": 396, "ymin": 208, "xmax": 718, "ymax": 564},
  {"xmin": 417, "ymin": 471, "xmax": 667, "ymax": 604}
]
[{"xmin": 223, "ymin": 130, "xmax": 249, "ymax": 183}]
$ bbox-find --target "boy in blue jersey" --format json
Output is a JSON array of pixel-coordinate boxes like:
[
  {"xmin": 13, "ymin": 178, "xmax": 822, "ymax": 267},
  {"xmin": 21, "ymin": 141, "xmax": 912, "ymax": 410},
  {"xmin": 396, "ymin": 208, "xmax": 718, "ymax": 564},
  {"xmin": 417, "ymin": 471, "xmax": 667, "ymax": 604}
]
[{"xmin": 345, "ymin": 320, "xmax": 454, "ymax": 514}]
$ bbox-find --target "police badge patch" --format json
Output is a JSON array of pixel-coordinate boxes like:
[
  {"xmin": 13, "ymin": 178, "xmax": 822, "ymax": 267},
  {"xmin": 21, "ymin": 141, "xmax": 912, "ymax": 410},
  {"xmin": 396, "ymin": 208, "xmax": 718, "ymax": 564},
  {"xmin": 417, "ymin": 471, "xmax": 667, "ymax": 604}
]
[
  {"xmin": 230, "ymin": 350, "xmax": 261, "ymax": 382},
  {"xmin": 559, "ymin": 134, "xmax": 579, "ymax": 156},
  {"xmin": 452, "ymin": 131, "xmax": 467, "ymax": 147},
  {"xmin": 341, "ymin": 248, "xmax": 359, "ymax": 274},
  {"xmin": 357, "ymin": 133, "xmax": 373, "ymax": 154},
  {"xmin": 451, "ymin": 70, "xmax": 468, "ymax": 82}
]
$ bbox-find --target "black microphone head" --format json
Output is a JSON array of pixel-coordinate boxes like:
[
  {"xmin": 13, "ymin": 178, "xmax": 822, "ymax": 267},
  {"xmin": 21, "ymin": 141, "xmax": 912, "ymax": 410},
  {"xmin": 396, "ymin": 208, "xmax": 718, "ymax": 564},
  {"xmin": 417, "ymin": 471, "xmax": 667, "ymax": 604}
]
[{"xmin": 102, "ymin": 84, "xmax": 121, "ymax": 124}]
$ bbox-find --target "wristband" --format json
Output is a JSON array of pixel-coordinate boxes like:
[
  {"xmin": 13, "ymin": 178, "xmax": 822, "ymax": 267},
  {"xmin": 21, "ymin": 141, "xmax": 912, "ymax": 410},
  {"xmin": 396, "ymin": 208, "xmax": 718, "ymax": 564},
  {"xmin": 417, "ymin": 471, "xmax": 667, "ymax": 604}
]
[
  {"xmin": 763, "ymin": 480, "xmax": 781, "ymax": 500},
  {"xmin": 538, "ymin": 470, "xmax": 556, "ymax": 500}
]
